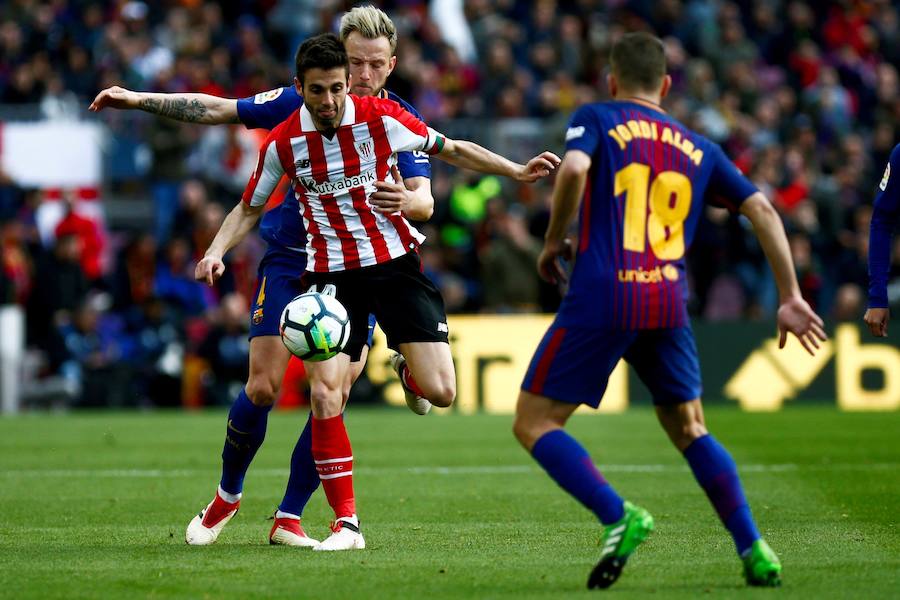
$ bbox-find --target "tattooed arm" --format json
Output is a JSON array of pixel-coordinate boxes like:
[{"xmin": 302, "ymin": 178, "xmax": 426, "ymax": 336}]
[{"xmin": 89, "ymin": 86, "xmax": 239, "ymax": 124}]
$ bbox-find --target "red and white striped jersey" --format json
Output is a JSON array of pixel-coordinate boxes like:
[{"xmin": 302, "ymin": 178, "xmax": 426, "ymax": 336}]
[{"xmin": 242, "ymin": 94, "xmax": 445, "ymax": 272}]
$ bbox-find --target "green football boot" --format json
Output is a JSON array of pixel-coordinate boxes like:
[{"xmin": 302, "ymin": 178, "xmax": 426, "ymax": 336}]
[
  {"xmin": 742, "ymin": 539, "xmax": 782, "ymax": 587},
  {"xmin": 587, "ymin": 501, "xmax": 654, "ymax": 589}
]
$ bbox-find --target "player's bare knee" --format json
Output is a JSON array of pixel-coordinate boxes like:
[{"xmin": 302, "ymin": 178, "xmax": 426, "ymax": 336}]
[
  {"xmin": 244, "ymin": 377, "xmax": 278, "ymax": 407},
  {"xmin": 430, "ymin": 377, "xmax": 455, "ymax": 407},
  {"xmin": 681, "ymin": 421, "xmax": 708, "ymax": 444},
  {"xmin": 511, "ymin": 414, "xmax": 533, "ymax": 449},
  {"xmin": 308, "ymin": 377, "xmax": 342, "ymax": 416},
  {"xmin": 663, "ymin": 418, "xmax": 708, "ymax": 450},
  {"xmin": 309, "ymin": 378, "xmax": 341, "ymax": 402}
]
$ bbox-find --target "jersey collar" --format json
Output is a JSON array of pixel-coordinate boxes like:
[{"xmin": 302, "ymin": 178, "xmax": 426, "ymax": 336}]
[
  {"xmin": 621, "ymin": 97, "xmax": 667, "ymax": 114},
  {"xmin": 299, "ymin": 94, "xmax": 357, "ymax": 133}
]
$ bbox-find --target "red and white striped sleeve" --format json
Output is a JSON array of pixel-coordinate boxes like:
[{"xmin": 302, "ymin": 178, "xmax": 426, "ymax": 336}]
[
  {"xmin": 377, "ymin": 99, "xmax": 446, "ymax": 156},
  {"xmin": 241, "ymin": 131, "xmax": 285, "ymax": 208}
]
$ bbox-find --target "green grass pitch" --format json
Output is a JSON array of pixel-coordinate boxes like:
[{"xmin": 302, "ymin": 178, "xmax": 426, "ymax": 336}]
[{"xmin": 1, "ymin": 407, "xmax": 898, "ymax": 599}]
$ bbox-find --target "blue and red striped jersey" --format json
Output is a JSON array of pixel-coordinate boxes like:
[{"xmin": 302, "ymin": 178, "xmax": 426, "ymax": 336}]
[
  {"xmin": 558, "ymin": 100, "xmax": 758, "ymax": 330},
  {"xmin": 236, "ymin": 86, "xmax": 431, "ymax": 257}
]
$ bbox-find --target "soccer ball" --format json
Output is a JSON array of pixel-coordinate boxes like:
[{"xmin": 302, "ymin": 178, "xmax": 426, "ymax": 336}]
[{"xmin": 279, "ymin": 292, "xmax": 351, "ymax": 361}]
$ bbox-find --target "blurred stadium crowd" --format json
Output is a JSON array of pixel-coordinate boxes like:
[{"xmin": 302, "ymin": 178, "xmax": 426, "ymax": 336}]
[{"xmin": 0, "ymin": 0, "xmax": 898, "ymax": 407}]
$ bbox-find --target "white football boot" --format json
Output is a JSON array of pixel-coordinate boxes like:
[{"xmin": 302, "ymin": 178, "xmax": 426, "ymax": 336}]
[
  {"xmin": 185, "ymin": 487, "xmax": 240, "ymax": 545},
  {"xmin": 306, "ymin": 284, "xmax": 337, "ymax": 297},
  {"xmin": 389, "ymin": 353, "xmax": 432, "ymax": 415},
  {"xmin": 312, "ymin": 516, "xmax": 366, "ymax": 551},
  {"xmin": 268, "ymin": 513, "xmax": 320, "ymax": 548}
]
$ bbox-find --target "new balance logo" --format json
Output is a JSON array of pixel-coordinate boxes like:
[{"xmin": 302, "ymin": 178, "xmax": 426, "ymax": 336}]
[
  {"xmin": 296, "ymin": 159, "xmax": 310, "ymax": 169},
  {"xmin": 437, "ymin": 322, "xmax": 449, "ymax": 333}
]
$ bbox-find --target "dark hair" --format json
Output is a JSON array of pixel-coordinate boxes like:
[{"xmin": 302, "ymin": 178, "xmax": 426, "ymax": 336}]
[
  {"xmin": 609, "ymin": 32, "xmax": 667, "ymax": 92},
  {"xmin": 295, "ymin": 33, "xmax": 349, "ymax": 84}
]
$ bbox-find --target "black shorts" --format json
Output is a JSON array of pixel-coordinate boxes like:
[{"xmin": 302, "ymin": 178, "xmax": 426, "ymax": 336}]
[{"xmin": 301, "ymin": 252, "xmax": 449, "ymax": 361}]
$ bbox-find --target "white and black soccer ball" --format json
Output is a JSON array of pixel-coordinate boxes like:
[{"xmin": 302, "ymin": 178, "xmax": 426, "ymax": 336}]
[{"xmin": 279, "ymin": 292, "xmax": 350, "ymax": 361}]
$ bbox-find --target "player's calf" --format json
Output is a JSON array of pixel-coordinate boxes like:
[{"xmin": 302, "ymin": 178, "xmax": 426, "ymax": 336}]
[
  {"xmin": 655, "ymin": 399, "xmax": 707, "ymax": 452},
  {"xmin": 244, "ymin": 376, "xmax": 279, "ymax": 407},
  {"xmin": 396, "ymin": 342, "xmax": 456, "ymax": 407}
]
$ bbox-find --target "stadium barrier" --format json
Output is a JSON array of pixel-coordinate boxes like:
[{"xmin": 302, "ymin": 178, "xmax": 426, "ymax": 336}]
[
  {"xmin": 366, "ymin": 316, "xmax": 900, "ymax": 413},
  {"xmin": 0, "ymin": 305, "xmax": 25, "ymax": 414}
]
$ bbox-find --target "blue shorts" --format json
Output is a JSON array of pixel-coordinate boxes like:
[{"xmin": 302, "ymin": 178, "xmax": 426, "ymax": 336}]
[
  {"xmin": 249, "ymin": 249, "xmax": 376, "ymax": 348},
  {"xmin": 521, "ymin": 324, "xmax": 702, "ymax": 407}
]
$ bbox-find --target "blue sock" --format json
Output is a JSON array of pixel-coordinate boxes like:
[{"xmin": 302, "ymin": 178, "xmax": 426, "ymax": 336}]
[
  {"xmin": 683, "ymin": 434, "xmax": 760, "ymax": 555},
  {"xmin": 278, "ymin": 412, "xmax": 320, "ymax": 516},
  {"xmin": 220, "ymin": 389, "xmax": 272, "ymax": 495},
  {"xmin": 531, "ymin": 429, "xmax": 625, "ymax": 524}
]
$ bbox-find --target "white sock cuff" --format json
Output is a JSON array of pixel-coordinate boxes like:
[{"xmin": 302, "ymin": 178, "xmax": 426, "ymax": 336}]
[
  {"xmin": 338, "ymin": 514, "xmax": 359, "ymax": 527},
  {"xmin": 217, "ymin": 486, "xmax": 242, "ymax": 504},
  {"xmin": 275, "ymin": 510, "xmax": 301, "ymax": 520}
]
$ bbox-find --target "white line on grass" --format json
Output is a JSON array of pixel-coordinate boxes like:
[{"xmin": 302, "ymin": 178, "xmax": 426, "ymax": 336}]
[{"xmin": 1, "ymin": 463, "xmax": 896, "ymax": 478}]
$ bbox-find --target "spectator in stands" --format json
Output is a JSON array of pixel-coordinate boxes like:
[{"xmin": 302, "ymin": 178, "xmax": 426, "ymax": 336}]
[
  {"xmin": 481, "ymin": 205, "xmax": 542, "ymax": 312},
  {"xmin": 112, "ymin": 232, "xmax": 156, "ymax": 310},
  {"xmin": 56, "ymin": 293, "xmax": 131, "ymax": 406},
  {"xmin": 54, "ymin": 194, "xmax": 105, "ymax": 283},
  {"xmin": 154, "ymin": 236, "xmax": 213, "ymax": 317},
  {"xmin": 26, "ymin": 232, "xmax": 89, "ymax": 347},
  {"xmin": 0, "ymin": 219, "xmax": 30, "ymax": 305},
  {"xmin": 125, "ymin": 295, "xmax": 183, "ymax": 407},
  {"xmin": 198, "ymin": 292, "xmax": 249, "ymax": 405},
  {"xmin": 2, "ymin": 0, "xmax": 900, "ymax": 409},
  {"xmin": 148, "ymin": 115, "xmax": 197, "ymax": 244}
]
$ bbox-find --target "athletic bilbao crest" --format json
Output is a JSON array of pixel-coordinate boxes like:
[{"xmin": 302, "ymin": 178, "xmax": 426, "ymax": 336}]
[{"xmin": 356, "ymin": 140, "xmax": 373, "ymax": 159}]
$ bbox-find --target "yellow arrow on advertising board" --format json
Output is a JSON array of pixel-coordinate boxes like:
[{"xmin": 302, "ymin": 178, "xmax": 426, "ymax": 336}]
[{"xmin": 724, "ymin": 334, "xmax": 834, "ymax": 411}]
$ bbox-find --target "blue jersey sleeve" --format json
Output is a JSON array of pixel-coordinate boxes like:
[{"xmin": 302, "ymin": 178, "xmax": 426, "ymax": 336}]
[
  {"xmin": 564, "ymin": 105, "xmax": 601, "ymax": 156},
  {"xmin": 236, "ymin": 86, "xmax": 303, "ymax": 130},
  {"xmin": 868, "ymin": 143, "xmax": 900, "ymax": 308},
  {"xmin": 388, "ymin": 91, "xmax": 432, "ymax": 180},
  {"xmin": 705, "ymin": 144, "xmax": 758, "ymax": 211}
]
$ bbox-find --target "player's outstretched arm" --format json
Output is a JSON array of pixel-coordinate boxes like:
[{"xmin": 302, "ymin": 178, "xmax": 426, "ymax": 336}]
[
  {"xmin": 537, "ymin": 150, "xmax": 590, "ymax": 284},
  {"xmin": 195, "ymin": 202, "xmax": 264, "ymax": 286},
  {"xmin": 89, "ymin": 86, "xmax": 240, "ymax": 124},
  {"xmin": 435, "ymin": 138, "xmax": 560, "ymax": 182},
  {"xmin": 370, "ymin": 166, "xmax": 434, "ymax": 220},
  {"xmin": 740, "ymin": 193, "xmax": 827, "ymax": 354}
]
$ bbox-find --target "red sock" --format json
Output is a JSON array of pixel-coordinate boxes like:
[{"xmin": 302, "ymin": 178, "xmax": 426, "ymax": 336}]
[
  {"xmin": 401, "ymin": 364, "xmax": 426, "ymax": 397},
  {"xmin": 311, "ymin": 415, "xmax": 356, "ymax": 518}
]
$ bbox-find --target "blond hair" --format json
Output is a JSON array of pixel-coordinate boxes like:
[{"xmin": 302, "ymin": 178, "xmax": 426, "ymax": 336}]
[{"xmin": 339, "ymin": 5, "xmax": 397, "ymax": 53}]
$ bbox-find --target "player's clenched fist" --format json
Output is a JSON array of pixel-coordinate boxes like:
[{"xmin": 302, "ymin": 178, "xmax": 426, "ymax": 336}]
[
  {"xmin": 195, "ymin": 255, "xmax": 226, "ymax": 286},
  {"xmin": 370, "ymin": 166, "xmax": 408, "ymax": 214},
  {"xmin": 776, "ymin": 295, "xmax": 827, "ymax": 355},
  {"xmin": 537, "ymin": 238, "xmax": 574, "ymax": 284},
  {"xmin": 89, "ymin": 86, "xmax": 140, "ymax": 112},
  {"xmin": 863, "ymin": 307, "xmax": 889, "ymax": 337}
]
